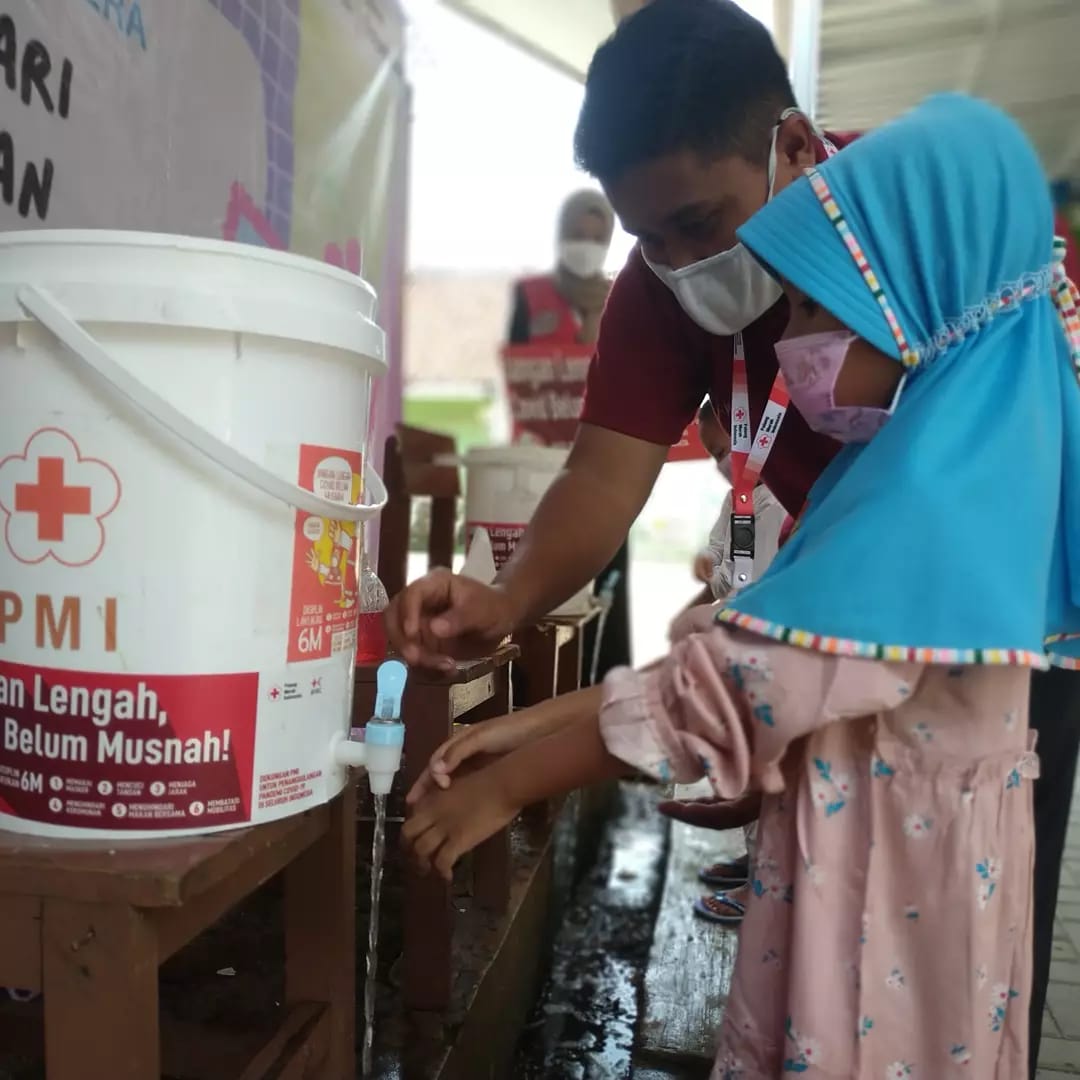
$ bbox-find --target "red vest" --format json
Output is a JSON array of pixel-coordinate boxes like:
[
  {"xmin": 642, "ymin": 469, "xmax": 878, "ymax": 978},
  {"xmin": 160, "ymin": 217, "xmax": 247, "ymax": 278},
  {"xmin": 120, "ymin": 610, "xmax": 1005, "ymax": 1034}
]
[{"xmin": 518, "ymin": 275, "xmax": 581, "ymax": 344}]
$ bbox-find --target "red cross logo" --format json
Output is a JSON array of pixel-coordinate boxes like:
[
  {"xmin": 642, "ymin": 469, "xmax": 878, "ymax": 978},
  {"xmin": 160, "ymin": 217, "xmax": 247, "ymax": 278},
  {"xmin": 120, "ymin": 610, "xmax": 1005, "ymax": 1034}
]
[
  {"xmin": 0, "ymin": 429, "xmax": 120, "ymax": 567},
  {"xmin": 734, "ymin": 408, "xmax": 746, "ymax": 421},
  {"xmin": 15, "ymin": 457, "xmax": 92, "ymax": 541},
  {"xmin": 758, "ymin": 435, "xmax": 772, "ymax": 449},
  {"xmin": 311, "ymin": 678, "xmax": 322, "ymax": 691},
  {"xmin": 268, "ymin": 686, "xmax": 281, "ymax": 701}
]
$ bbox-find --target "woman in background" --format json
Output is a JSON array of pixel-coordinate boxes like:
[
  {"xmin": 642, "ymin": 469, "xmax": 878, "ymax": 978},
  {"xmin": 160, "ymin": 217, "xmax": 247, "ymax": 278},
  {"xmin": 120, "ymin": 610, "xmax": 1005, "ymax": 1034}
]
[
  {"xmin": 508, "ymin": 190, "xmax": 631, "ymax": 680},
  {"xmin": 509, "ymin": 189, "xmax": 614, "ymax": 347}
]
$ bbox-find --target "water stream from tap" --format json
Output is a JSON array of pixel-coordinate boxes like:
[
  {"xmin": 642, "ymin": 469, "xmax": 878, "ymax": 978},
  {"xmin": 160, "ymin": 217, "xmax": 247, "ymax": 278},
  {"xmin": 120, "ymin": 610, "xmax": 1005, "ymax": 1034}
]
[{"xmin": 361, "ymin": 792, "xmax": 388, "ymax": 1077}]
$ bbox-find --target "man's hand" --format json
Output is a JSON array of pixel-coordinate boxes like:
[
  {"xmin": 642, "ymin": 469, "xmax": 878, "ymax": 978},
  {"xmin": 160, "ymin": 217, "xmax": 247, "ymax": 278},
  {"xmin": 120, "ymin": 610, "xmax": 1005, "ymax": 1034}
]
[
  {"xmin": 383, "ymin": 569, "xmax": 518, "ymax": 671},
  {"xmin": 383, "ymin": 426, "xmax": 667, "ymax": 672},
  {"xmin": 657, "ymin": 791, "xmax": 762, "ymax": 831},
  {"xmin": 693, "ymin": 552, "xmax": 716, "ymax": 585},
  {"xmin": 402, "ymin": 766, "xmax": 520, "ymax": 881}
]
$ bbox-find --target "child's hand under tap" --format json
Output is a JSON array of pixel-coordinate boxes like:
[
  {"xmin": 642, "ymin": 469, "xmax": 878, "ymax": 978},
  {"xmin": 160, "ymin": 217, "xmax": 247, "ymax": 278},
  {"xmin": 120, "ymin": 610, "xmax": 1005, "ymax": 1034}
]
[
  {"xmin": 403, "ymin": 689, "xmax": 625, "ymax": 881},
  {"xmin": 403, "ymin": 766, "xmax": 520, "ymax": 882}
]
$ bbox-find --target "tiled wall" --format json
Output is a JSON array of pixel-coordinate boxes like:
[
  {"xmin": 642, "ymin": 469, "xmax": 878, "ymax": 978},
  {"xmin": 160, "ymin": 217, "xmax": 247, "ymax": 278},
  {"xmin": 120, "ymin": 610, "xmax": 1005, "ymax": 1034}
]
[{"xmin": 206, "ymin": 0, "xmax": 301, "ymax": 245}]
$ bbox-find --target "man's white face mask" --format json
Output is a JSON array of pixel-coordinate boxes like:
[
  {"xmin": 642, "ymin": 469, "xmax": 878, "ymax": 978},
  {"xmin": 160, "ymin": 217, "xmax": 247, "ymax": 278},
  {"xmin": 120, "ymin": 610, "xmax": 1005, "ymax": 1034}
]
[{"xmin": 643, "ymin": 110, "xmax": 805, "ymax": 336}]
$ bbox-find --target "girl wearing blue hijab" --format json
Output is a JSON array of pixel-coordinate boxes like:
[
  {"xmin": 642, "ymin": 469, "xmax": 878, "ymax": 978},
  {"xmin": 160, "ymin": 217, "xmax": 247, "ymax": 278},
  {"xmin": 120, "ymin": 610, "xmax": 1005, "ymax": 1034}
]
[{"xmin": 402, "ymin": 93, "xmax": 1080, "ymax": 1077}]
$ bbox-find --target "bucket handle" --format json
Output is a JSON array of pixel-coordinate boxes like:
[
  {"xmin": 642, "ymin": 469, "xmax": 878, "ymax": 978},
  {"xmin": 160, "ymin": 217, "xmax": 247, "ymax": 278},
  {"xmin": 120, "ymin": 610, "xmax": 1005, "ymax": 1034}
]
[{"xmin": 17, "ymin": 285, "xmax": 387, "ymax": 524}]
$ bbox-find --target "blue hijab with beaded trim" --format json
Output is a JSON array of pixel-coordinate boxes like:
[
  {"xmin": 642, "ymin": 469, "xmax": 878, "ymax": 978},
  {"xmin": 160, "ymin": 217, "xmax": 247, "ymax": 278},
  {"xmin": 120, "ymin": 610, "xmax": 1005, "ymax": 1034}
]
[{"xmin": 723, "ymin": 93, "xmax": 1080, "ymax": 668}]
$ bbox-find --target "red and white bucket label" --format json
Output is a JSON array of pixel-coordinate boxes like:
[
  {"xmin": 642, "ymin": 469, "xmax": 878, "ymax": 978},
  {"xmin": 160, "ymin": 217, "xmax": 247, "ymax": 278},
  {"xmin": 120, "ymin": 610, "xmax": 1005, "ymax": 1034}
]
[
  {"xmin": 0, "ymin": 658, "xmax": 344, "ymax": 832},
  {"xmin": 0, "ymin": 427, "xmax": 359, "ymax": 835},
  {"xmin": 0, "ymin": 658, "xmax": 258, "ymax": 830},
  {"xmin": 287, "ymin": 444, "xmax": 363, "ymax": 663},
  {"xmin": 465, "ymin": 521, "xmax": 528, "ymax": 571}
]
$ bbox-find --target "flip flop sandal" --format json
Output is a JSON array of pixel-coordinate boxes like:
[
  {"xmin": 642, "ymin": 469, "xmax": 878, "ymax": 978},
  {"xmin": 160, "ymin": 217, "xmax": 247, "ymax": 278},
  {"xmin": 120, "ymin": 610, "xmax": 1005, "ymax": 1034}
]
[
  {"xmin": 698, "ymin": 854, "xmax": 750, "ymax": 888},
  {"xmin": 693, "ymin": 891, "xmax": 747, "ymax": 926}
]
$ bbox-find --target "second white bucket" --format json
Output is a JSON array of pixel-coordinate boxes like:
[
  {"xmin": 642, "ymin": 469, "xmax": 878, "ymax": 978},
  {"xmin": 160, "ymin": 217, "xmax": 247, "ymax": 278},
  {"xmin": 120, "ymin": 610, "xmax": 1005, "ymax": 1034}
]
[
  {"xmin": 463, "ymin": 445, "xmax": 594, "ymax": 617},
  {"xmin": 0, "ymin": 230, "xmax": 387, "ymax": 838}
]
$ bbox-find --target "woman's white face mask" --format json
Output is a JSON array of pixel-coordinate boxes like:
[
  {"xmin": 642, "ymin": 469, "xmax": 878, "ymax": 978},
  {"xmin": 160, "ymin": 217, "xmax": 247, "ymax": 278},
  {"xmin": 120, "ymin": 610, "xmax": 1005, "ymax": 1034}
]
[
  {"xmin": 643, "ymin": 113, "xmax": 799, "ymax": 336},
  {"xmin": 558, "ymin": 240, "xmax": 609, "ymax": 279}
]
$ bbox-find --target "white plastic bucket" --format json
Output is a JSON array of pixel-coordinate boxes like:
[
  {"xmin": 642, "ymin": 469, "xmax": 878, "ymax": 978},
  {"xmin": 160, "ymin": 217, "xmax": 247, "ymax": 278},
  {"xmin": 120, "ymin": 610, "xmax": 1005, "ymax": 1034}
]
[
  {"xmin": 0, "ymin": 230, "xmax": 388, "ymax": 838},
  {"xmin": 463, "ymin": 445, "xmax": 593, "ymax": 617}
]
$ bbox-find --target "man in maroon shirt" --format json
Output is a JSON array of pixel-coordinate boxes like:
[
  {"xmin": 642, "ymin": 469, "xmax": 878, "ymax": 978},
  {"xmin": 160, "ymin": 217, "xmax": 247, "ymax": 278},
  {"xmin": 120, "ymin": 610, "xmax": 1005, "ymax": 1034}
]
[
  {"xmin": 388, "ymin": 5, "xmax": 1078, "ymax": 1071},
  {"xmin": 387, "ymin": 0, "xmax": 1079, "ymax": 656},
  {"xmin": 387, "ymin": 0, "xmax": 842, "ymax": 660}
]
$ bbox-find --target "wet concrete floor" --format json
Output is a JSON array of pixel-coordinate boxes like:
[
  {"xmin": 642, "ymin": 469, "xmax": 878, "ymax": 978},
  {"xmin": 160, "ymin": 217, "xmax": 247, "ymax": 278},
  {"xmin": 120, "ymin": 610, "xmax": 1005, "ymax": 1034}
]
[{"xmin": 512, "ymin": 781, "xmax": 704, "ymax": 1080}]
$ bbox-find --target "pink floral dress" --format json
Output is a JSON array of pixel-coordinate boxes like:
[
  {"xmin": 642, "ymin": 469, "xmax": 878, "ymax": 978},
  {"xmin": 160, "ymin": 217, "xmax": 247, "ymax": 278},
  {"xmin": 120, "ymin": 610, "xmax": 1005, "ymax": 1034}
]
[{"xmin": 601, "ymin": 612, "xmax": 1037, "ymax": 1079}]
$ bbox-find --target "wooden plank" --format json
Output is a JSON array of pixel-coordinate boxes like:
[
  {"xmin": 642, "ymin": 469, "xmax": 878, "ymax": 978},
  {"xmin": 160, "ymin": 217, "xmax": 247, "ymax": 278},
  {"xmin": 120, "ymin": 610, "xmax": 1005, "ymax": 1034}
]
[
  {"xmin": 396, "ymin": 424, "xmax": 461, "ymax": 499},
  {"xmin": 469, "ymin": 666, "xmax": 513, "ymax": 913},
  {"xmin": 428, "ymin": 495, "xmax": 457, "ymax": 569},
  {"xmin": 542, "ymin": 607, "xmax": 603, "ymax": 632},
  {"xmin": 376, "ymin": 434, "xmax": 411, "ymax": 599},
  {"xmin": 440, "ymin": 824, "xmax": 555, "ymax": 1080},
  {"xmin": 512, "ymin": 625, "xmax": 560, "ymax": 707},
  {"xmin": 0, "ymin": 996, "xmax": 44, "ymax": 1058},
  {"xmin": 449, "ymin": 672, "xmax": 495, "ymax": 719},
  {"xmin": 158, "ymin": 1014, "xmax": 268, "ymax": 1080},
  {"xmin": 0, "ymin": 807, "xmax": 326, "ymax": 908},
  {"xmin": 355, "ymin": 644, "xmax": 518, "ymax": 690},
  {"xmin": 0, "ymin": 1000, "xmax": 332, "ymax": 1080},
  {"xmin": 155, "ymin": 810, "xmax": 327, "ymax": 960},
  {"xmin": 236, "ymin": 1003, "xmax": 327, "ymax": 1080},
  {"xmin": 402, "ymin": 683, "xmax": 457, "ymax": 1012},
  {"xmin": 0, "ymin": 894, "xmax": 42, "ymax": 991},
  {"xmin": 42, "ymin": 898, "xmax": 159, "ymax": 1080},
  {"xmin": 283, "ymin": 788, "xmax": 355, "ymax": 1079},
  {"xmin": 555, "ymin": 627, "xmax": 584, "ymax": 698},
  {"xmin": 638, "ymin": 821, "xmax": 741, "ymax": 1068}
]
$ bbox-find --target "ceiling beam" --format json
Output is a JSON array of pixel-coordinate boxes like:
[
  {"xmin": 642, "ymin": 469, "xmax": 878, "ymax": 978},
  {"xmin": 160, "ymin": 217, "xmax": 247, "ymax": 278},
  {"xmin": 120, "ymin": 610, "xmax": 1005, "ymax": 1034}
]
[
  {"xmin": 820, "ymin": 0, "xmax": 1075, "ymax": 63},
  {"xmin": 440, "ymin": 0, "xmax": 601, "ymax": 82}
]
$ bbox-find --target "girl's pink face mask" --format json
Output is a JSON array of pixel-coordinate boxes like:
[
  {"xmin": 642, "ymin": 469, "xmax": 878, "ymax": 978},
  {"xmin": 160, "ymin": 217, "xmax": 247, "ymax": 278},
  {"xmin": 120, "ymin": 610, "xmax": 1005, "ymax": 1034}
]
[{"xmin": 773, "ymin": 331, "xmax": 905, "ymax": 444}]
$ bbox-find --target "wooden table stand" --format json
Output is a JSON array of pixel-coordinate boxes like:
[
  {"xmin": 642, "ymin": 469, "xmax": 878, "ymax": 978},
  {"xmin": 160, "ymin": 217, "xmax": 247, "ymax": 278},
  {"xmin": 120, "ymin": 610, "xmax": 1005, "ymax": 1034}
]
[{"xmin": 0, "ymin": 788, "xmax": 356, "ymax": 1080}]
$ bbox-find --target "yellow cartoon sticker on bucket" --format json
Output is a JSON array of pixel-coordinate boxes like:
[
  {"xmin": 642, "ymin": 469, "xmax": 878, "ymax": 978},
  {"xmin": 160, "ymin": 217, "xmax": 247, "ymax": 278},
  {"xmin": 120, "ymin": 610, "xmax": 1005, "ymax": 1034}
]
[{"xmin": 288, "ymin": 446, "xmax": 363, "ymax": 662}]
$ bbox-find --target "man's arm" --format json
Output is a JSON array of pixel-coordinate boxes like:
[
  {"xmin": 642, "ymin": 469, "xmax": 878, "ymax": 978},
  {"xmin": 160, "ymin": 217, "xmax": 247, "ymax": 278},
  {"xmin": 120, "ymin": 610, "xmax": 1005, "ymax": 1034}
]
[
  {"xmin": 493, "ymin": 423, "xmax": 666, "ymax": 622},
  {"xmin": 385, "ymin": 251, "xmax": 708, "ymax": 670},
  {"xmin": 384, "ymin": 424, "xmax": 666, "ymax": 668}
]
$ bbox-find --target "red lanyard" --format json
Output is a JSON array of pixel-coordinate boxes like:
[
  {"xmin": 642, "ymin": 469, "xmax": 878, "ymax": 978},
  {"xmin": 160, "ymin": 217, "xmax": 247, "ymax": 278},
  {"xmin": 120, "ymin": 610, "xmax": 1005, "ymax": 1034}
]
[
  {"xmin": 729, "ymin": 331, "xmax": 789, "ymax": 591},
  {"xmin": 725, "ymin": 132, "xmax": 836, "ymax": 591}
]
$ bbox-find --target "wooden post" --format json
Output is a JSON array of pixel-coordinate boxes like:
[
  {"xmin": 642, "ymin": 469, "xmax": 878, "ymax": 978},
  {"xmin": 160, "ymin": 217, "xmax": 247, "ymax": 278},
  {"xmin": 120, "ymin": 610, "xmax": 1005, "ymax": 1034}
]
[
  {"xmin": 42, "ymin": 899, "xmax": 159, "ymax": 1080},
  {"xmin": 556, "ymin": 629, "xmax": 585, "ymax": 698},
  {"xmin": 470, "ymin": 663, "xmax": 514, "ymax": 913},
  {"xmin": 284, "ymin": 786, "xmax": 357, "ymax": 1078},
  {"xmin": 401, "ymin": 682, "xmax": 457, "ymax": 1011},
  {"xmin": 512, "ymin": 624, "xmax": 560, "ymax": 708},
  {"xmin": 377, "ymin": 435, "xmax": 411, "ymax": 600},
  {"xmin": 428, "ymin": 495, "xmax": 456, "ymax": 570}
]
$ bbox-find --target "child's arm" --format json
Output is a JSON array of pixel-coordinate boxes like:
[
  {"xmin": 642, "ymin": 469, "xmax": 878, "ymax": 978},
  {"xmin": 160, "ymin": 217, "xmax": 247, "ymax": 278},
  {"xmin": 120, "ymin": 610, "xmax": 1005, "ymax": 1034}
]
[
  {"xmin": 601, "ymin": 625, "xmax": 920, "ymax": 796},
  {"xmin": 404, "ymin": 622, "xmax": 920, "ymax": 879},
  {"xmin": 407, "ymin": 661, "xmax": 666, "ymax": 804},
  {"xmin": 406, "ymin": 684, "xmax": 605, "ymax": 803},
  {"xmin": 403, "ymin": 693, "xmax": 626, "ymax": 881}
]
